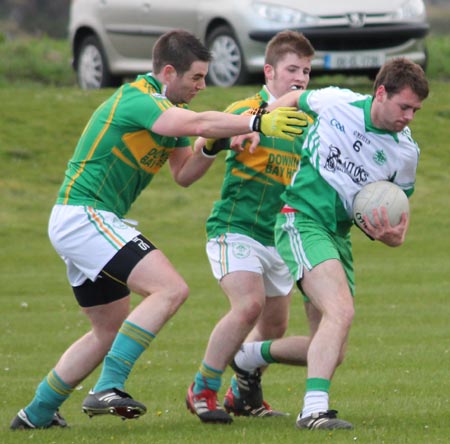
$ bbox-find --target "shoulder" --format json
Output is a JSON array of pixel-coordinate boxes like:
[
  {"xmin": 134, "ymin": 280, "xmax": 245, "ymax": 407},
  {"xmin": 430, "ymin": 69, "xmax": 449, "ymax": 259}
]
[
  {"xmin": 398, "ymin": 127, "xmax": 420, "ymax": 157},
  {"xmin": 300, "ymin": 87, "xmax": 363, "ymax": 115},
  {"xmin": 224, "ymin": 92, "xmax": 265, "ymax": 115},
  {"xmin": 119, "ymin": 78, "xmax": 174, "ymax": 128},
  {"xmin": 310, "ymin": 86, "xmax": 365, "ymax": 104},
  {"xmin": 127, "ymin": 76, "xmax": 174, "ymax": 110}
]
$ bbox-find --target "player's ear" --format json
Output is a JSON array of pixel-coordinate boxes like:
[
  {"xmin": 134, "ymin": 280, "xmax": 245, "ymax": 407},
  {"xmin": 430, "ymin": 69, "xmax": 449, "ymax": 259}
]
[
  {"xmin": 162, "ymin": 65, "xmax": 178, "ymax": 83},
  {"xmin": 374, "ymin": 85, "xmax": 387, "ymax": 102},
  {"xmin": 264, "ymin": 64, "xmax": 274, "ymax": 82}
]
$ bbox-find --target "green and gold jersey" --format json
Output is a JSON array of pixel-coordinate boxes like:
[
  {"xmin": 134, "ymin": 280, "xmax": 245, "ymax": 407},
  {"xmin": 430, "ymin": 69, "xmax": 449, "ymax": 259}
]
[
  {"xmin": 206, "ymin": 86, "xmax": 309, "ymax": 246},
  {"xmin": 56, "ymin": 74, "xmax": 190, "ymax": 217}
]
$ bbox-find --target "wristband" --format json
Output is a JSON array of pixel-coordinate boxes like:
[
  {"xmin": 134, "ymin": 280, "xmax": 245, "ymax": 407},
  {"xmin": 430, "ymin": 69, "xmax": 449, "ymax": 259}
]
[
  {"xmin": 201, "ymin": 145, "xmax": 217, "ymax": 158},
  {"xmin": 249, "ymin": 107, "xmax": 268, "ymax": 132}
]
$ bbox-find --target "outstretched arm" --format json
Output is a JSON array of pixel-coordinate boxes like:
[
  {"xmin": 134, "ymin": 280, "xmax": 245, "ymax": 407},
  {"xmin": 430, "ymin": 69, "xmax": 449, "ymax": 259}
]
[{"xmin": 151, "ymin": 106, "xmax": 305, "ymax": 141}]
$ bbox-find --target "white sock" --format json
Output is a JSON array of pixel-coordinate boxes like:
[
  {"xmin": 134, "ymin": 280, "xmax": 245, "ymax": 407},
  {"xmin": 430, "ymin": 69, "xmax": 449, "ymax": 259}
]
[
  {"xmin": 301, "ymin": 390, "xmax": 329, "ymax": 418},
  {"xmin": 234, "ymin": 342, "xmax": 268, "ymax": 373}
]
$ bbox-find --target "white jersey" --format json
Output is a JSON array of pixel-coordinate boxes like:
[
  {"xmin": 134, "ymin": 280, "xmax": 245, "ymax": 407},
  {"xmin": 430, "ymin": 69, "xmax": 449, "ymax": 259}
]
[{"xmin": 281, "ymin": 86, "xmax": 420, "ymax": 235}]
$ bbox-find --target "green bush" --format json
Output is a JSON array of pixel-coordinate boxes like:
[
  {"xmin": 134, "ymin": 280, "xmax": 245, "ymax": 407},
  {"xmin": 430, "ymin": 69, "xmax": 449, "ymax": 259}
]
[
  {"xmin": 0, "ymin": 36, "xmax": 75, "ymax": 87},
  {"xmin": 426, "ymin": 34, "xmax": 450, "ymax": 80}
]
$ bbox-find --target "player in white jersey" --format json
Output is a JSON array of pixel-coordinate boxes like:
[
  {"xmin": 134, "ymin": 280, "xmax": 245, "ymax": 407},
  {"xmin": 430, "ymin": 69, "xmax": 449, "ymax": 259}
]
[{"xmin": 230, "ymin": 58, "xmax": 429, "ymax": 430}]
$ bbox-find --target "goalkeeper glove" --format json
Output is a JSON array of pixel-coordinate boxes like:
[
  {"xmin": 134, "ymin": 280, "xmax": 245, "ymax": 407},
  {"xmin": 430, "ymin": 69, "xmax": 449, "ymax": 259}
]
[
  {"xmin": 201, "ymin": 138, "xmax": 230, "ymax": 158},
  {"xmin": 251, "ymin": 107, "xmax": 311, "ymax": 141}
]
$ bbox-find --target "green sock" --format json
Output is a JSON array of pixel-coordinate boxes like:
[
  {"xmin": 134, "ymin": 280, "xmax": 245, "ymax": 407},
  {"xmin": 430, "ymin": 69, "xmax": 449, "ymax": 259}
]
[
  {"xmin": 193, "ymin": 361, "xmax": 223, "ymax": 394},
  {"xmin": 261, "ymin": 340, "xmax": 278, "ymax": 363},
  {"xmin": 306, "ymin": 377, "xmax": 331, "ymax": 393},
  {"xmin": 24, "ymin": 369, "xmax": 73, "ymax": 427},
  {"xmin": 94, "ymin": 320, "xmax": 155, "ymax": 393}
]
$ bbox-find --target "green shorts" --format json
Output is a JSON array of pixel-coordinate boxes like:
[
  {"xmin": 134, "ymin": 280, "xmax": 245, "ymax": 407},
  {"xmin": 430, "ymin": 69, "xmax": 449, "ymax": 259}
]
[{"xmin": 275, "ymin": 212, "xmax": 355, "ymax": 297}]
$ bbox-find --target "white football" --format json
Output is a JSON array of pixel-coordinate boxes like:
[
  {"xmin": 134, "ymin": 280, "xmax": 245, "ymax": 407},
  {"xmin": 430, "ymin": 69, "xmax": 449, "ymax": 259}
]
[{"xmin": 353, "ymin": 181, "xmax": 409, "ymax": 229}]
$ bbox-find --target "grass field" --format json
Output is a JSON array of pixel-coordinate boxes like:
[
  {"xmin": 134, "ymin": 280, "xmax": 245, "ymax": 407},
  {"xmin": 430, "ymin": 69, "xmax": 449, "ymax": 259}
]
[{"xmin": 1, "ymin": 79, "xmax": 449, "ymax": 444}]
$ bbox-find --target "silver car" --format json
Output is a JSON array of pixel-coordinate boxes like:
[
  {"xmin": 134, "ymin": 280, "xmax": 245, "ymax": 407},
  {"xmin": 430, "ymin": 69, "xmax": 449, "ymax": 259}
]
[{"xmin": 69, "ymin": 0, "xmax": 429, "ymax": 89}]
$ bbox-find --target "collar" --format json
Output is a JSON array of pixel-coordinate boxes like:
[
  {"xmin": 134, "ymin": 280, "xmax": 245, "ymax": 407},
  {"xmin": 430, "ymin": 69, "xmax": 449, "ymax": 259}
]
[
  {"xmin": 143, "ymin": 72, "xmax": 168, "ymax": 96},
  {"xmin": 262, "ymin": 85, "xmax": 277, "ymax": 104},
  {"xmin": 352, "ymin": 96, "xmax": 400, "ymax": 143}
]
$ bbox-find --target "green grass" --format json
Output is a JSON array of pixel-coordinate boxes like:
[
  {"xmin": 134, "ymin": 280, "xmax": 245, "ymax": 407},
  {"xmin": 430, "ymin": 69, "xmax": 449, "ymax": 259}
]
[{"xmin": 1, "ymin": 81, "xmax": 450, "ymax": 444}]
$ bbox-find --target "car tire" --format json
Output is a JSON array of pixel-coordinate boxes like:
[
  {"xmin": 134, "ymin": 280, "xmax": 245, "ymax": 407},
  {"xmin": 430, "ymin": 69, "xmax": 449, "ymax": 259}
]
[
  {"xmin": 205, "ymin": 25, "xmax": 249, "ymax": 87},
  {"xmin": 76, "ymin": 35, "xmax": 122, "ymax": 89}
]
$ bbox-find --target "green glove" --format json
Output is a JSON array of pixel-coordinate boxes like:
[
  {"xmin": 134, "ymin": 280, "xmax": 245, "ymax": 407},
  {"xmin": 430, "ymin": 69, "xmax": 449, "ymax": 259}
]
[
  {"xmin": 201, "ymin": 138, "xmax": 230, "ymax": 157},
  {"xmin": 252, "ymin": 107, "xmax": 311, "ymax": 141}
]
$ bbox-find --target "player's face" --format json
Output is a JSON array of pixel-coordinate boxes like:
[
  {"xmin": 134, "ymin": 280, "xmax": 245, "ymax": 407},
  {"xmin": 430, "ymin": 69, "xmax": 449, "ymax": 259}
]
[
  {"xmin": 373, "ymin": 85, "xmax": 423, "ymax": 132},
  {"xmin": 265, "ymin": 53, "xmax": 312, "ymax": 99},
  {"xmin": 166, "ymin": 61, "xmax": 208, "ymax": 104}
]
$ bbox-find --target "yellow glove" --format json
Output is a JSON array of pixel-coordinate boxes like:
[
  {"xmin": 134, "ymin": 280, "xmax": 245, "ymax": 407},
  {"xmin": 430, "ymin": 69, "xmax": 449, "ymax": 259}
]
[{"xmin": 252, "ymin": 107, "xmax": 311, "ymax": 141}]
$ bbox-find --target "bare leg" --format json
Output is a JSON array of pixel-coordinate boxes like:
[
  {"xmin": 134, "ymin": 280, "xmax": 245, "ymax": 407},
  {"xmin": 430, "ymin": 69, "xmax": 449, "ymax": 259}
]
[
  {"xmin": 301, "ymin": 259, "xmax": 354, "ymax": 380},
  {"xmin": 81, "ymin": 250, "xmax": 190, "ymax": 419},
  {"xmin": 202, "ymin": 271, "xmax": 266, "ymax": 370},
  {"xmin": 186, "ymin": 271, "xmax": 266, "ymax": 423},
  {"xmin": 126, "ymin": 250, "xmax": 189, "ymax": 333},
  {"xmin": 246, "ymin": 294, "xmax": 291, "ymax": 342},
  {"xmin": 54, "ymin": 297, "xmax": 130, "ymax": 386}
]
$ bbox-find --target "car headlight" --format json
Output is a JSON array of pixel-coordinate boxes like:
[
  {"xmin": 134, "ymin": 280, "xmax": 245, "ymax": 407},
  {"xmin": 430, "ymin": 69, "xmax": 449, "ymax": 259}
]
[
  {"xmin": 393, "ymin": 0, "xmax": 426, "ymax": 20},
  {"xmin": 252, "ymin": 1, "xmax": 318, "ymax": 26}
]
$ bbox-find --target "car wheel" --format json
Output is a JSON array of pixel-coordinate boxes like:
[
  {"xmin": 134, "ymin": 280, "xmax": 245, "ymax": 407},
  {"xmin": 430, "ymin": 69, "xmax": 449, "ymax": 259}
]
[
  {"xmin": 206, "ymin": 25, "xmax": 249, "ymax": 87},
  {"xmin": 76, "ymin": 35, "xmax": 121, "ymax": 89}
]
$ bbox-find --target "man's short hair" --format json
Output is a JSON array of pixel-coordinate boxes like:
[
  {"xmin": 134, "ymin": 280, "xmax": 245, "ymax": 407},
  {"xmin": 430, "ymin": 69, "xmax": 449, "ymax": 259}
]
[
  {"xmin": 152, "ymin": 29, "xmax": 211, "ymax": 75},
  {"xmin": 265, "ymin": 30, "xmax": 315, "ymax": 67},
  {"xmin": 373, "ymin": 57, "xmax": 429, "ymax": 100}
]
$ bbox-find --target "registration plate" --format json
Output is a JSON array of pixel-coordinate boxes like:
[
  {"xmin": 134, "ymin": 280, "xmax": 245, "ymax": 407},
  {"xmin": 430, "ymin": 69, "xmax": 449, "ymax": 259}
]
[{"xmin": 323, "ymin": 52, "xmax": 385, "ymax": 70}]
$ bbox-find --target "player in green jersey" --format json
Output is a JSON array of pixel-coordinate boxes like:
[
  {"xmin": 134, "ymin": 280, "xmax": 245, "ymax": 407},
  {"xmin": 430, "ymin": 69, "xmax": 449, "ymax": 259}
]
[
  {"xmin": 10, "ymin": 29, "xmax": 309, "ymax": 430},
  {"xmin": 186, "ymin": 31, "xmax": 315, "ymax": 424},
  {"xmin": 227, "ymin": 58, "xmax": 430, "ymax": 430}
]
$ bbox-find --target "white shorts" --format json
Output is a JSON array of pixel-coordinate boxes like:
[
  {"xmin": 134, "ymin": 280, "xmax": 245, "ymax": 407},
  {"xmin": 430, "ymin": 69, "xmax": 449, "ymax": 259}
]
[
  {"xmin": 206, "ymin": 233, "xmax": 293, "ymax": 297},
  {"xmin": 48, "ymin": 205, "xmax": 141, "ymax": 286}
]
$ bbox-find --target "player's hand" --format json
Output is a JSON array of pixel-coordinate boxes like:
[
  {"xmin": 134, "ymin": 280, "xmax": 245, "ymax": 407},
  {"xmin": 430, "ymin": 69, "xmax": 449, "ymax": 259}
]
[
  {"xmin": 252, "ymin": 107, "xmax": 311, "ymax": 141},
  {"xmin": 230, "ymin": 133, "xmax": 260, "ymax": 153},
  {"xmin": 362, "ymin": 207, "xmax": 409, "ymax": 247}
]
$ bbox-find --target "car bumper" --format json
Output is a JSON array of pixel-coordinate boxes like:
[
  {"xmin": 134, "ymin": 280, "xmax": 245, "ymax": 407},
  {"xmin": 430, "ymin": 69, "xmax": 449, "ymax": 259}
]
[
  {"xmin": 249, "ymin": 23, "xmax": 430, "ymax": 47},
  {"xmin": 246, "ymin": 23, "xmax": 429, "ymax": 74}
]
